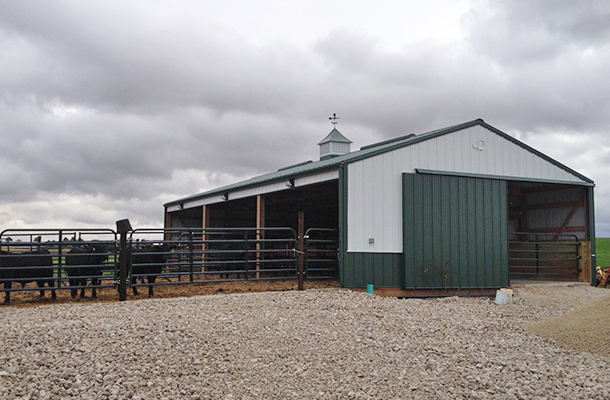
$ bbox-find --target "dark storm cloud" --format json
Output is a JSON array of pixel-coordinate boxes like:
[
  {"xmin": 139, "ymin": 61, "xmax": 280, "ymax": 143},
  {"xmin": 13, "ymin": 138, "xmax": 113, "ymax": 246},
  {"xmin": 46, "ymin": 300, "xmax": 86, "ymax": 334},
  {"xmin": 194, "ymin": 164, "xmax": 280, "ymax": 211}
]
[
  {"xmin": 462, "ymin": 0, "xmax": 610, "ymax": 133},
  {"xmin": 0, "ymin": 0, "xmax": 326, "ymax": 214},
  {"xmin": 0, "ymin": 1, "xmax": 314, "ymax": 118}
]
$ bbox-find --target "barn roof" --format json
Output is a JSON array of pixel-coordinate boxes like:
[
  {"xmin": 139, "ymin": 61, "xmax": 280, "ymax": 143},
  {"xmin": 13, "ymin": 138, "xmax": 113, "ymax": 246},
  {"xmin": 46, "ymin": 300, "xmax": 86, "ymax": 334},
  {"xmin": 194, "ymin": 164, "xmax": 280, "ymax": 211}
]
[
  {"xmin": 165, "ymin": 118, "xmax": 593, "ymax": 207},
  {"xmin": 317, "ymin": 128, "xmax": 353, "ymax": 145}
]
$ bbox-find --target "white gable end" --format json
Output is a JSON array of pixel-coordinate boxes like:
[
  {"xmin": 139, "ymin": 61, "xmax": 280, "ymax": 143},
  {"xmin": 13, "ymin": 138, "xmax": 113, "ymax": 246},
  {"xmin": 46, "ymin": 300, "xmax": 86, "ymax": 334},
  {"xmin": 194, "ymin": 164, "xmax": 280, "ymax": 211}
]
[{"xmin": 347, "ymin": 125, "xmax": 588, "ymax": 253}]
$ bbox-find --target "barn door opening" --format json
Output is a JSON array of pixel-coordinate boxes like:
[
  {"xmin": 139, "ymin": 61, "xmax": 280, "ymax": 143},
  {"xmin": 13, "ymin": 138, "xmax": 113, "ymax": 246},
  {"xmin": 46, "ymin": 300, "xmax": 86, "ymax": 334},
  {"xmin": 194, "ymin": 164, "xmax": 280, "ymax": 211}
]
[{"xmin": 507, "ymin": 182, "xmax": 590, "ymax": 282}]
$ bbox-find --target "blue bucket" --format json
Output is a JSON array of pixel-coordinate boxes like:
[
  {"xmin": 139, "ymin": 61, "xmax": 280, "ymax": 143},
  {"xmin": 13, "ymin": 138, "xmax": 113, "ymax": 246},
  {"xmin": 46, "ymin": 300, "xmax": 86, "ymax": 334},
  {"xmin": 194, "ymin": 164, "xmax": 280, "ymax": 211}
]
[{"xmin": 366, "ymin": 284, "xmax": 374, "ymax": 294}]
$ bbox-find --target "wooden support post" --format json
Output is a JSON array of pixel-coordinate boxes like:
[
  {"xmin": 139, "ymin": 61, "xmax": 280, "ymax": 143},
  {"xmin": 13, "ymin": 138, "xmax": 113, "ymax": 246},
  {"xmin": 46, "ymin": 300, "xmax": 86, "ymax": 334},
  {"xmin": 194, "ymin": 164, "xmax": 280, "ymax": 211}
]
[
  {"xmin": 578, "ymin": 240, "xmax": 591, "ymax": 283},
  {"xmin": 297, "ymin": 211, "xmax": 304, "ymax": 290},
  {"xmin": 256, "ymin": 195, "xmax": 265, "ymax": 279}
]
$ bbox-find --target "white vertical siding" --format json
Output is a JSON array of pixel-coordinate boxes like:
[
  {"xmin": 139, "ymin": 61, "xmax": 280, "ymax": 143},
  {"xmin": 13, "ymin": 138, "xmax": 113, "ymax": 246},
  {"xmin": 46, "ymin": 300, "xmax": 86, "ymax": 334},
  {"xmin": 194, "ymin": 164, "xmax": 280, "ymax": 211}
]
[{"xmin": 348, "ymin": 125, "xmax": 588, "ymax": 252}]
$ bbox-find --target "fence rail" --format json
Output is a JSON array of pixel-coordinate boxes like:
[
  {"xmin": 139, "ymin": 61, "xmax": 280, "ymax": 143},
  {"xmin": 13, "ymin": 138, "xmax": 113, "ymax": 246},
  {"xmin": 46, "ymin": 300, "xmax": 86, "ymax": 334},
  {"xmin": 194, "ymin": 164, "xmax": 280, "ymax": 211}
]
[
  {"xmin": 1, "ymin": 226, "xmax": 339, "ymax": 304},
  {"xmin": 0, "ymin": 228, "xmax": 118, "ymax": 303},
  {"xmin": 131, "ymin": 228, "xmax": 299, "ymax": 289},
  {"xmin": 509, "ymin": 232, "xmax": 580, "ymax": 280},
  {"xmin": 305, "ymin": 228, "xmax": 339, "ymax": 279}
]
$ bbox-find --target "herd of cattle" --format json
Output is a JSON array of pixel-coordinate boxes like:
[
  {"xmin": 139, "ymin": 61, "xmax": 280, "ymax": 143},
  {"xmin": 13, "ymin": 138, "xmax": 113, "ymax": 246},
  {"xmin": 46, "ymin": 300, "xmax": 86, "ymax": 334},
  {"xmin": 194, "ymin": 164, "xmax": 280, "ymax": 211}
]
[{"xmin": 0, "ymin": 242, "xmax": 170, "ymax": 304}]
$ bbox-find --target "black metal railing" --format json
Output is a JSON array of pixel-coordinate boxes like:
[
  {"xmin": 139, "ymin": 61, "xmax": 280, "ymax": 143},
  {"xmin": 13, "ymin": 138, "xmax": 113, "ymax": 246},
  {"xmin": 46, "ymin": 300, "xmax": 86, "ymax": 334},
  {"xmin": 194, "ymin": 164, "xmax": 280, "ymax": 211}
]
[
  {"xmin": 1, "ymin": 225, "xmax": 337, "ymax": 304},
  {"xmin": 305, "ymin": 228, "xmax": 339, "ymax": 279},
  {"xmin": 127, "ymin": 227, "xmax": 298, "ymax": 293},
  {"xmin": 509, "ymin": 232, "xmax": 580, "ymax": 280},
  {"xmin": 0, "ymin": 229, "xmax": 118, "ymax": 303}
]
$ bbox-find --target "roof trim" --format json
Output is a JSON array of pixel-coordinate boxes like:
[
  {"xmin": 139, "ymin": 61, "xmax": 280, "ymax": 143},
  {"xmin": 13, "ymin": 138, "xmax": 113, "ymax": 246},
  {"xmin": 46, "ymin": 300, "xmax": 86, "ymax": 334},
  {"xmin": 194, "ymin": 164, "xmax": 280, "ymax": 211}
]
[
  {"xmin": 479, "ymin": 122, "xmax": 594, "ymax": 184},
  {"xmin": 164, "ymin": 165, "xmax": 340, "ymax": 207},
  {"xmin": 360, "ymin": 133, "xmax": 415, "ymax": 150},
  {"xmin": 278, "ymin": 160, "xmax": 313, "ymax": 171},
  {"xmin": 415, "ymin": 169, "xmax": 595, "ymax": 187},
  {"xmin": 165, "ymin": 118, "xmax": 593, "ymax": 207},
  {"xmin": 317, "ymin": 128, "xmax": 353, "ymax": 145}
]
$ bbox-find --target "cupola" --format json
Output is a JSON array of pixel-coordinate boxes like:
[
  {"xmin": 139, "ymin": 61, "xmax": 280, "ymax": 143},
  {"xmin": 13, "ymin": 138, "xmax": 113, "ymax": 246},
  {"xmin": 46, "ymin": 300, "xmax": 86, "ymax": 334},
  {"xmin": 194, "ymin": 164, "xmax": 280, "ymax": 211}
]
[{"xmin": 318, "ymin": 113, "xmax": 352, "ymax": 161}]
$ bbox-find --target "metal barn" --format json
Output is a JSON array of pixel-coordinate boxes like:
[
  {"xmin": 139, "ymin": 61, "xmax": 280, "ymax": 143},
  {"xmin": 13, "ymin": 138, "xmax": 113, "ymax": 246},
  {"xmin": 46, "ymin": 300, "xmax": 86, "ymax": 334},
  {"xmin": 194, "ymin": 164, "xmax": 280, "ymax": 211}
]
[{"xmin": 164, "ymin": 119, "xmax": 596, "ymax": 295}]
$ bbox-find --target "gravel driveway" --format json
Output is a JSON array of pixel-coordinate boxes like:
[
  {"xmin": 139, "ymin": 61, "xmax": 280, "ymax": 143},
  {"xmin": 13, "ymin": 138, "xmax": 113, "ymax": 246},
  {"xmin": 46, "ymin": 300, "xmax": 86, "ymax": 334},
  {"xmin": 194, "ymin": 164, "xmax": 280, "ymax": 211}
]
[{"xmin": 1, "ymin": 286, "xmax": 608, "ymax": 399}]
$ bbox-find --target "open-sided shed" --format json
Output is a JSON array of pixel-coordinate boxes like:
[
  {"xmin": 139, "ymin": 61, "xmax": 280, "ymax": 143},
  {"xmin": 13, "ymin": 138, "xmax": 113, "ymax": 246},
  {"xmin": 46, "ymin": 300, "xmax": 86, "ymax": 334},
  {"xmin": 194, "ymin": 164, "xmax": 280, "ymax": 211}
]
[{"xmin": 165, "ymin": 119, "xmax": 596, "ymax": 294}]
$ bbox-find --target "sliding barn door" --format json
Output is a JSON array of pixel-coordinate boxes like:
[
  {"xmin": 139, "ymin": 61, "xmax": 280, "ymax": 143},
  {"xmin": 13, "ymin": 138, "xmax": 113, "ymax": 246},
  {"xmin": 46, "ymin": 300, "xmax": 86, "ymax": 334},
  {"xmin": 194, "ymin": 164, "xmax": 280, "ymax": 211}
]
[{"xmin": 402, "ymin": 173, "xmax": 509, "ymax": 289}]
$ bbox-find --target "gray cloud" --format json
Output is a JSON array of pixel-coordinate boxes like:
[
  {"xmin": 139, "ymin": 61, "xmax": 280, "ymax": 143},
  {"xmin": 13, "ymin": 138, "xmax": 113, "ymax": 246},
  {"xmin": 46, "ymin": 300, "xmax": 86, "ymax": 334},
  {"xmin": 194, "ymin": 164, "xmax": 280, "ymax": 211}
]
[
  {"xmin": 464, "ymin": 1, "xmax": 610, "ymax": 64},
  {"xmin": 1, "ymin": 0, "xmax": 609, "ymax": 234}
]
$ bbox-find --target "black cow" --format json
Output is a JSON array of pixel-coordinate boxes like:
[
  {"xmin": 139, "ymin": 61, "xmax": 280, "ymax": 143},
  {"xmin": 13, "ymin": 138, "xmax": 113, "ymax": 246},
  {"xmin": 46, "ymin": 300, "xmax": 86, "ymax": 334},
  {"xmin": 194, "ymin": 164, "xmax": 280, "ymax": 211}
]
[
  {"xmin": 65, "ymin": 243, "xmax": 109, "ymax": 299},
  {"xmin": 0, "ymin": 249, "xmax": 56, "ymax": 305},
  {"xmin": 130, "ymin": 243, "xmax": 170, "ymax": 296},
  {"xmin": 211, "ymin": 233, "xmax": 246, "ymax": 279}
]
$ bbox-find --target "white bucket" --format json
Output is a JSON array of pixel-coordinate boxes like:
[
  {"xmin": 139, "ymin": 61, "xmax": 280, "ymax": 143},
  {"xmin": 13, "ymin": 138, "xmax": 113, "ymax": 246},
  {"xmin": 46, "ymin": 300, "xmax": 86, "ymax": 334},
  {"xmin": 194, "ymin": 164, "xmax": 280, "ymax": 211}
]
[{"xmin": 494, "ymin": 288, "xmax": 513, "ymax": 305}]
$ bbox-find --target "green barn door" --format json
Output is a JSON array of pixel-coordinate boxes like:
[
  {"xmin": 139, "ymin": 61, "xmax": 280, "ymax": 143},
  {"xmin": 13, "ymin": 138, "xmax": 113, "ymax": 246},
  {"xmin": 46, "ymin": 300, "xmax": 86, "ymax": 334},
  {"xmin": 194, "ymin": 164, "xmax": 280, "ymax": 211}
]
[{"xmin": 402, "ymin": 173, "xmax": 509, "ymax": 289}]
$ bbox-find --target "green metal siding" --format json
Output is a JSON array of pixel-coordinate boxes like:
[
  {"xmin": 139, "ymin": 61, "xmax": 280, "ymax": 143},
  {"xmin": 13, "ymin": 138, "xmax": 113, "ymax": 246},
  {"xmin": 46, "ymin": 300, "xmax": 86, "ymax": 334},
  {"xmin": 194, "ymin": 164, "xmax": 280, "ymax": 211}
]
[
  {"xmin": 588, "ymin": 186, "xmax": 596, "ymax": 285},
  {"xmin": 342, "ymin": 253, "xmax": 402, "ymax": 288},
  {"xmin": 403, "ymin": 173, "xmax": 509, "ymax": 289},
  {"xmin": 340, "ymin": 163, "xmax": 403, "ymax": 289},
  {"xmin": 338, "ymin": 163, "xmax": 348, "ymax": 287}
]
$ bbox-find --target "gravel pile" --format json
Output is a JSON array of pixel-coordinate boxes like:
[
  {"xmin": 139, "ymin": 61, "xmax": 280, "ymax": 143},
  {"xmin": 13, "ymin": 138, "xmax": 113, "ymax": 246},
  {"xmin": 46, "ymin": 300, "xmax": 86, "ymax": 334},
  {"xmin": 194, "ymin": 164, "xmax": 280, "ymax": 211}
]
[
  {"xmin": 1, "ymin": 288, "xmax": 609, "ymax": 399},
  {"xmin": 527, "ymin": 293, "xmax": 610, "ymax": 356}
]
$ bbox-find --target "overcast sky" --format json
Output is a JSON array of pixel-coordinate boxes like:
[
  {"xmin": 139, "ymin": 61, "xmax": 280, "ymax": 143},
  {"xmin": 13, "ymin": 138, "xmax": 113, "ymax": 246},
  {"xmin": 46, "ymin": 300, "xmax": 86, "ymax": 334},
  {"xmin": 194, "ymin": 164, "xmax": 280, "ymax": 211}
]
[{"xmin": 2, "ymin": 0, "xmax": 610, "ymax": 236}]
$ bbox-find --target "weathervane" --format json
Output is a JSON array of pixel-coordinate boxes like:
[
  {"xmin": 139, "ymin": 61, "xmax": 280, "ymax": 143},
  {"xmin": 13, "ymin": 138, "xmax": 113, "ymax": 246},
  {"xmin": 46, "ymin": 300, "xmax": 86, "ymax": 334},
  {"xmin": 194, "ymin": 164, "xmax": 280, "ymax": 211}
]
[{"xmin": 329, "ymin": 113, "xmax": 339, "ymax": 125}]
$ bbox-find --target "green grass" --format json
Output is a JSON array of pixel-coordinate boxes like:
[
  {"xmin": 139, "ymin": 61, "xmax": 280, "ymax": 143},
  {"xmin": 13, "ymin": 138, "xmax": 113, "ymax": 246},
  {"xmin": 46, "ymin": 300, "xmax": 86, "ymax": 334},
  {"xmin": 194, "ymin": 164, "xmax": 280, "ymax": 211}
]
[{"xmin": 595, "ymin": 238, "xmax": 610, "ymax": 268}]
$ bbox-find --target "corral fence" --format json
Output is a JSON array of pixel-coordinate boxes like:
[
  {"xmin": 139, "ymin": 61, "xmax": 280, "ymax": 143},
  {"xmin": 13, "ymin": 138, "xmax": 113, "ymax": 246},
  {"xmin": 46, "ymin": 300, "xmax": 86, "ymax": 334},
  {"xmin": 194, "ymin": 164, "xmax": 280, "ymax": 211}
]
[
  {"xmin": 509, "ymin": 232, "xmax": 580, "ymax": 280},
  {"xmin": 304, "ymin": 228, "xmax": 339, "ymax": 279},
  {"xmin": 0, "ymin": 229, "xmax": 119, "ymax": 303},
  {"xmin": 0, "ymin": 226, "xmax": 339, "ymax": 303},
  {"xmin": 135, "ymin": 227, "xmax": 302, "ymax": 286}
]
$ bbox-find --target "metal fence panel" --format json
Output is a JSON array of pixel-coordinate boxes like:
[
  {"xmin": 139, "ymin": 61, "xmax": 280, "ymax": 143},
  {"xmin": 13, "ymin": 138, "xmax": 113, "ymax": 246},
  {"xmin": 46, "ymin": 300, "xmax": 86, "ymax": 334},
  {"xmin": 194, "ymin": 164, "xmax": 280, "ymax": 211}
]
[
  {"xmin": 509, "ymin": 232, "xmax": 580, "ymax": 280},
  {"xmin": 305, "ymin": 228, "xmax": 339, "ymax": 279},
  {"xmin": 127, "ymin": 227, "xmax": 298, "ymax": 294},
  {"xmin": 1, "ymin": 226, "xmax": 335, "ymax": 303},
  {"xmin": 0, "ymin": 229, "xmax": 118, "ymax": 303}
]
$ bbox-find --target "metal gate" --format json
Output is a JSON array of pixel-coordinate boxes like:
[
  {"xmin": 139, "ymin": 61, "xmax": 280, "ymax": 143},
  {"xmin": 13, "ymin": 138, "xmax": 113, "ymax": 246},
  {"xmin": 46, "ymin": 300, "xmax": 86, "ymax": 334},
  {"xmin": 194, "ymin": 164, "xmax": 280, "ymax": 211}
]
[
  {"xmin": 304, "ymin": 228, "xmax": 339, "ymax": 279},
  {"xmin": 509, "ymin": 232, "xmax": 580, "ymax": 280}
]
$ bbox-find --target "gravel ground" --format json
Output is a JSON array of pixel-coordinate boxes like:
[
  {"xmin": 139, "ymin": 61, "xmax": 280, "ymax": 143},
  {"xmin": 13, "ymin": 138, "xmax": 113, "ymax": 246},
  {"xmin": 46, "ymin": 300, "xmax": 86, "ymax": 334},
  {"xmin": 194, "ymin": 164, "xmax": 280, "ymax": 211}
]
[
  {"xmin": 1, "ymin": 285, "xmax": 609, "ymax": 400},
  {"xmin": 528, "ymin": 293, "xmax": 610, "ymax": 356}
]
